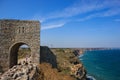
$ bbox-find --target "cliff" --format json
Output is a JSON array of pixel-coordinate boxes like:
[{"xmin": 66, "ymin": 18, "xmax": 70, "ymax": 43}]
[{"xmin": 40, "ymin": 47, "xmax": 87, "ymax": 80}]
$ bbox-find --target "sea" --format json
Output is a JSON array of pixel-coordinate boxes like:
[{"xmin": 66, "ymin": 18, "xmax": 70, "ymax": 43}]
[{"xmin": 79, "ymin": 49, "xmax": 120, "ymax": 80}]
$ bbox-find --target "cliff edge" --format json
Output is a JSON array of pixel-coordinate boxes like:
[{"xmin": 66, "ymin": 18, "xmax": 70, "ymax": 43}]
[{"xmin": 40, "ymin": 47, "xmax": 87, "ymax": 80}]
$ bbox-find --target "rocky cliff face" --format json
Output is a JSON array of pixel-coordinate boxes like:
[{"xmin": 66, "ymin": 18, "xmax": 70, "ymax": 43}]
[
  {"xmin": 40, "ymin": 47, "xmax": 87, "ymax": 80},
  {"xmin": 50, "ymin": 48, "xmax": 87, "ymax": 80}
]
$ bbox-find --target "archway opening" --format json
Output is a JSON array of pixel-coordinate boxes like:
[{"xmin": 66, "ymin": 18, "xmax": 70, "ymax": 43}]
[{"xmin": 9, "ymin": 43, "xmax": 31, "ymax": 68}]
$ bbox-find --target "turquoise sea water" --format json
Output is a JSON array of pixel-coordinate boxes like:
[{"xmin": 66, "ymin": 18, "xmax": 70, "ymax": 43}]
[{"xmin": 79, "ymin": 49, "xmax": 120, "ymax": 80}]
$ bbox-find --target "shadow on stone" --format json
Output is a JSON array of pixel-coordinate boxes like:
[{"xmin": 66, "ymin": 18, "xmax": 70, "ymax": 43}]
[
  {"xmin": 40, "ymin": 46, "xmax": 57, "ymax": 68},
  {"xmin": 0, "ymin": 65, "xmax": 3, "ymax": 73}
]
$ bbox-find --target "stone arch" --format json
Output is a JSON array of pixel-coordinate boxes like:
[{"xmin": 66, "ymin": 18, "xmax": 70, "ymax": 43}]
[
  {"xmin": 9, "ymin": 42, "xmax": 31, "ymax": 68},
  {"xmin": 0, "ymin": 19, "xmax": 40, "ymax": 72}
]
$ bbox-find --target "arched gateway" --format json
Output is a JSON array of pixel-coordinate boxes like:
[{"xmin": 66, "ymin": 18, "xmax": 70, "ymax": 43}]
[{"xmin": 0, "ymin": 19, "xmax": 40, "ymax": 72}]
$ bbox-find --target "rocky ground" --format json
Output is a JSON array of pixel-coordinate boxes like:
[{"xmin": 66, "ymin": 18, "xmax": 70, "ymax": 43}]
[{"xmin": 0, "ymin": 58, "xmax": 37, "ymax": 80}]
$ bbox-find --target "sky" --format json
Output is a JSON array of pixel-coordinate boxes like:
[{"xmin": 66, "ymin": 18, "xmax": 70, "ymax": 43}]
[{"xmin": 0, "ymin": 0, "xmax": 120, "ymax": 48}]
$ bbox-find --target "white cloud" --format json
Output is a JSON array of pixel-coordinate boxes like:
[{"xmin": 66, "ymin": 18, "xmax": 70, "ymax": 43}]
[
  {"xmin": 101, "ymin": 8, "xmax": 120, "ymax": 17},
  {"xmin": 41, "ymin": 22, "xmax": 66, "ymax": 30},
  {"xmin": 77, "ymin": 8, "xmax": 120, "ymax": 22},
  {"xmin": 44, "ymin": 0, "xmax": 101, "ymax": 19},
  {"xmin": 77, "ymin": 13, "xmax": 100, "ymax": 21},
  {"xmin": 32, "ymin": 0, "xmax": 120, "ymax": 30},
  {"xmin": 44, "ymin": 0, "xmax": 120, "ymax": 20}
]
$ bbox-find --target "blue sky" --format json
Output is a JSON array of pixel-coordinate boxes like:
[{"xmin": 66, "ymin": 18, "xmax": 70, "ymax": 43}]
[{"xmin": 0, "ymin": 0, "xmax": 120, "ymax": 48}]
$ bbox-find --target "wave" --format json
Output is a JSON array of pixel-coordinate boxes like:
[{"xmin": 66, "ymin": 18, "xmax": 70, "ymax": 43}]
[
  {"xmin": 87, "ymin": 75, "xmax": 96, "ymax": 80},
  {"xmin": 79, "ymin": 54, "xmax": 84, "ymax": 58},
  {"xmin": 80, "ymin": 58, "xmax": 83, "ymax": 61}
]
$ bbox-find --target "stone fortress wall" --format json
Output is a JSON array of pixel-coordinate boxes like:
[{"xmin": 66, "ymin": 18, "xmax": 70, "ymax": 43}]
[{"xmin": 0, "ymin": 19, "xmax": 40, "ymax": 72}]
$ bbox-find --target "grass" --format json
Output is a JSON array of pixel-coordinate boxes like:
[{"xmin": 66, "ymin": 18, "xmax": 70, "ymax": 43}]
[
  {"xmin": 50, "ymin": 48, "xmax": 78, "ymax": 75},
  {"xmin": 18, "ymin": 48, "xmax": 31, "ymax": 59},
  {"xmin": 37, "ymin": 63, "xmax": 75, "ymax": 80}
]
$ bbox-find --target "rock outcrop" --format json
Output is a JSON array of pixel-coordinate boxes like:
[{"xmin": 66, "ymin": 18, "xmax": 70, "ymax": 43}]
[
  {"xmin": 0, "ymin": 60, "xmax": 38, "ymax": 80},
  {"xmin": 70, "ymin": 63, "xmax": 86, "ymax": 80}
]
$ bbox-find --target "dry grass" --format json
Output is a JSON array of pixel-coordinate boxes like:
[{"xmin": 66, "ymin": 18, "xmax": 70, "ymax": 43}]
[
  {"xmin": 37, "ymin": 63, "xmax": 75, "ymax": 80},
  {"xmin": 18, "ymin": 48, "xmax": 31, "ymax": 59}
]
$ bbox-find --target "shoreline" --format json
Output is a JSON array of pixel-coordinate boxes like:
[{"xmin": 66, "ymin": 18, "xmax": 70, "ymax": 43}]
[
  {"xmin": 77, "ymin": 50, "xmax": 96, "ymax": 80},
  {"xmin": 79, "ymin": 49, "xmax": 120, "ymax": 80},
  {"xmin": 50, "ymin": 48, "xmax": 87, "ymax": 80}
]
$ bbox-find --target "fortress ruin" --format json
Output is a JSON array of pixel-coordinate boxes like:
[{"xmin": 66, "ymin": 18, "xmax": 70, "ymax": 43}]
[{"xmin": 0, "ymin": 19, "xmax": 40, "ymax": 72}]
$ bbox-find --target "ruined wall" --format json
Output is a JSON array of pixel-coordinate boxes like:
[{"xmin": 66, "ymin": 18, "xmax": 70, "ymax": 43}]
[
  {"xmin": 40, "ymin": 46, "xmax": 57, "ymax": 68},
  {"xmin": 0, "ymin": 19, "xmax": 40, "ymax": 72}
]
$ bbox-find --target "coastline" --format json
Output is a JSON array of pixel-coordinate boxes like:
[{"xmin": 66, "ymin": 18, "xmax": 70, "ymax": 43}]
[
  {"xmin": 76, "ymin": 49, "xmax": 96, "ymax": 80},
  {"xmin": 50, "ymin": 48, "xmax": 87, "ymax": 80},
  {"xmin": 1, "ymin": 47, "xmax": 113, "ymax": 80}
]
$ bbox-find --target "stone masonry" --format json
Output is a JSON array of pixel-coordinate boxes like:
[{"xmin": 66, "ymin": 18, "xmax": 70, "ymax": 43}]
[{"xmin": 0, "ymin": 19, "xmax": 40, "ymax": 72}]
